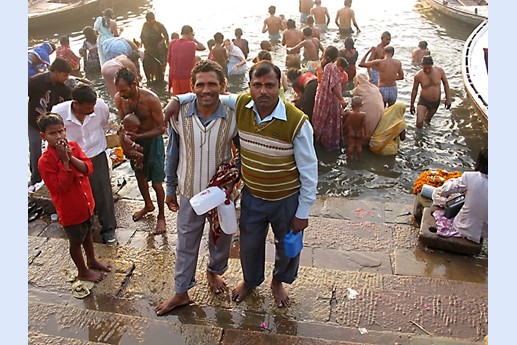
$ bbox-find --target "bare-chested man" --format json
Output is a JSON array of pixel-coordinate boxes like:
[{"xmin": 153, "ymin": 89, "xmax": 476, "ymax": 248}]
[
  {"xmin": 366, "ymin": 31, "xmax": 391, "ymax": 85},
  {"xmin": 410, "ymin": 55, "xmax": 451, "ymax": 128},
  {"xmin": 359, "ymin": 45, "xmax": 404, "ymax": 108},
  {"xmin": 412, "ymin": 40, "xmax": 430, "ymax": 65},
  {"xmin": 263, "ymin": 5, "xmax": 285, "ymax": 43},
  {"xmin": 287, "ymin": 27, "xmax": 324, "ymax": 73},
  {"xmin": 282, "ymin": 19, "xmax": 304, "ymax": 69},
  {"xmin": 213, "ymin": 32, "xmax": 228, "ymax": 77},
  {"xmin": 335, "ymin": 0, "xmax": 360, "ymax": 38},
  {"xmin": 115, "ymin": 67, "xmax": 167, "ymax": 234},
  {"xmin": 305, "ymin": 15, "xmax": 321, "ymax": 38},
  {"xmin": 310, "ymin": 0, "xmax": 330, "ymax": 32},
  {"xmin": 299, "ymin": 0, "xmax": 315, "ymax": 24}
]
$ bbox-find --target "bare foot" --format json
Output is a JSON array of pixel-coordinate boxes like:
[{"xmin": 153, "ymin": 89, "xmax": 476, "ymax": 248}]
[
  {"xmin": 132, "ymin": 205, "xmax": 155, "ymax": 221},
  {"xmin": 231, "ymin": 280, "xmax": 252, "ymax": 303},
  {"xmin": 87, "ymin": 259, "xmax": 112, "ymax": 273},
  {"xmin": 78, "ymin": 269, "xmax": 106, "ymax": 283},
  {"xmin": 152, "ymin": 217, "xmax": 166, "ymax": 235},
  {"xmin": 271, "ymin": 278, "xmax": 289, "ymax": 307},
  {"xmin": 206, "ymin": 271, "xmax": 226, "ymax": 294},
  {"xmin": 155, "ymin": 293, "xmax": 191, "ymax": 316}
]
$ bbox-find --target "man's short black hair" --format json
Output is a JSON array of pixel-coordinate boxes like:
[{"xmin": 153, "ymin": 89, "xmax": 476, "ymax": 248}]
[
  {"xmin": 181, "ymin": 25, "xmax": 193, "ymax": 35},
  {"xmin": 191, "ymin": 59, "xmax": 226, "ymax": 85},
  {"xmin": 72, "ymin": 84, "xmax": 97, "ymax": 104},
  {"xmin": 49, "ymin": 58, "xmax": 72, "ymax": 73},
  {"xmin": 249, "ymin": 60, "xmax": 281, "ymax": 84}
]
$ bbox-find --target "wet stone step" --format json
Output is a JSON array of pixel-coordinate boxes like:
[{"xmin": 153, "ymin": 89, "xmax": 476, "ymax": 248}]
[
  {"xmin": 28, "ymin": 301, "xmax": 223, "ymax": 345},
  {"xmin": 29, "ymin": 331, "xmax": 105, "ymax": 345},
  {"xmin": 28, "ymin": 237, "xmax": 487, "ymax": 343}
]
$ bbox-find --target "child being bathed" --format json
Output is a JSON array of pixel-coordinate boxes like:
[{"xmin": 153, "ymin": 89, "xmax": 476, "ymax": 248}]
[
  {"xmin": 122, "ymin": 113, "xmax": 144, "ymax": 170},
  {"xmin": 37, "ymin": 113, "xmax": 111, "ymax": 282},
  {"xmin": 342, "ymin": 96, "xmax": 366, "ymax": 161}
]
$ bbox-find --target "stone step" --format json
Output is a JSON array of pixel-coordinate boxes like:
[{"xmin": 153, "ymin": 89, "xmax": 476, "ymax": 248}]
[
  {"xmin": 29, "ymin": 331, "xmax": 105, "ymax": 345},
  {"xmin": 28, "ymin": 237, "xmax": 487, "ymax": 343}
]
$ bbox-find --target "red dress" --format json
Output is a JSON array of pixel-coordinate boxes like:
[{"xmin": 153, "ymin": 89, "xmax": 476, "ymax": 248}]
[{"xmin": 312, "ymin": 62, "xmax": 343, "ymax": 151}]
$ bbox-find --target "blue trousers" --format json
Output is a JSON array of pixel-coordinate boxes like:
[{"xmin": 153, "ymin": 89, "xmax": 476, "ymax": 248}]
[{"xmin": 239, "ymin": 187, "xmax": 301, "ymax": 288}]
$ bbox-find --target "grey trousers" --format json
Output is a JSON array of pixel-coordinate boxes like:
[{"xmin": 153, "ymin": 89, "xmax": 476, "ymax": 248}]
[
  {"xmin": 29, "ymin": 126, "xmax": 42, "ymax": 185},
  {"xmin": 239, "ymin": 187, "xmax": 301, "ymax": 288},
  {"xmin": 89, "ymin": 152, "xmax": 117, "ymax": 240},
  {"xmin": 174, "ymin": 194, "xmax": 233, "ymax": 294}
]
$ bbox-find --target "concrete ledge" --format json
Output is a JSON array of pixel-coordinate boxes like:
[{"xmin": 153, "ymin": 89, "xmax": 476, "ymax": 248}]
[
  {"xmin": 413, "ymin": 193, "xmax": 432, "ymax": 224},
  {"xmin": 418, "ymin": 207, "xmax": 482, "ymax": 255}
]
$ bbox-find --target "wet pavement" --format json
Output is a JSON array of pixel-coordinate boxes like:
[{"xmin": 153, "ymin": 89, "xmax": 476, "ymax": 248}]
[{"xmin": 28, "ymin": 160, "xmax": 487, "ymax": 344}]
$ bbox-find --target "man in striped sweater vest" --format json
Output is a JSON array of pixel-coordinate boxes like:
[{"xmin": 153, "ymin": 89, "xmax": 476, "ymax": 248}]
[
  {"xmin": 156, "ymin": 60, "xmax": 239, "ymax": 315},
  {"xmin": 231, "ymin": 61, "xmax": 318, "ymax": 307}
]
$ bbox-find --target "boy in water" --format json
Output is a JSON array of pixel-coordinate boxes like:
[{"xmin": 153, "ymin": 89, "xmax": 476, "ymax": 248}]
[
  {"xmin": 122, "ymin": 113, "xmax": 144, "ymax": 170},
  {"xmin": 37, "ymin": 113, "xmax": 111, "ymax": 282},
  {"xmin": 342, "ymin": 96, "xmax": 366, "ymax": 161},
  {"xmin": 412, "ymin": 40, "xmax": 430, "ymax": 65}
]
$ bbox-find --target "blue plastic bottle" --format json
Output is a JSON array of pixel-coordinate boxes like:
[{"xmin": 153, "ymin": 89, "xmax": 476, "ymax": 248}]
[{"xmin": 284, "ymin": 229, "xmax": 303, "ymax": 258}]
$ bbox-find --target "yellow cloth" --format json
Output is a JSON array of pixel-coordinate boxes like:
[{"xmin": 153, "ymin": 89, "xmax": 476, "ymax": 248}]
[{"xmin": 369, "ymin": 102, "xmax": 407, "ymax": 155}]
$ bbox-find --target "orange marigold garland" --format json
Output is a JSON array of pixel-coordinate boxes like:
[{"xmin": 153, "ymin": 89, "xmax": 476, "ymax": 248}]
[{"xmin": 413, "ymin": 169, "xmax": 462, "ymax": 194}]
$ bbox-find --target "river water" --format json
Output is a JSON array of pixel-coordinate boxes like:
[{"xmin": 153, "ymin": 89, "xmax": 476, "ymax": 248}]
[{"xmin": 28, "ymin": 0, "xmax": 488, "ymax": 203}]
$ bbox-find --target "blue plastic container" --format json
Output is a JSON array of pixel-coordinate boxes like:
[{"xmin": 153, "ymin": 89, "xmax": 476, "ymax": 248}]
[{"xmin": 284, "ymin": 229, "xmax": 303, "ymax": 258}]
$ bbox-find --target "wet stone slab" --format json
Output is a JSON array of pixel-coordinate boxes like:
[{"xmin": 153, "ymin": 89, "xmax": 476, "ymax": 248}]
[
  {"xmin": 304, "ymin": 217, "xmax": 395, "ymax": 251},
  {"xmin": 318, "ymin": 198, "xmax": 385, "ymax": 223},
  {"xmin": 29, "ymin": 301, "xmax": 223, "ymax": 345},
  {"xmin": 28, "ymin": 236, "xmax": 47, "ymax": 264},
  {"xmin": 332, "ymin": 285, "xmax": 487, "ymax": 341},
  {"xmin": 393, "ymin": 249, "xmax": 488, "ymax": 284},
  {"xmin": 222, "ymin": 329, "xmax": 359, "ymax": 345},
  {"xmin": 313, "ymin": 248, "xmax": 392, "ymax": 275},
  {"xmin": 28, "ymin": 238, "xmax": 135, "ymax": 297},
  {"xmin": 29, "ymin": 331, "xmax": 105, "ymax": 345}
]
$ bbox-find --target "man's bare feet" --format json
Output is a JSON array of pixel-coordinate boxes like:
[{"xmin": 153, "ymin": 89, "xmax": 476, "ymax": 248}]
[
  {"xmin": 155, "ymin": 293, "xmax": 191, "ymax": 316},
  {"xmin": 206, "ymin": 271, "xmax": 226, "ymax": 294},
  {"xmin": 231, "ymin": 280, "xmax": 252, "ymax": 303},
  {"xmin": 78, "ymin": 269, "xmax": 106, "ymax": 283},
  {"xmin": 152, "ymin": 217, "xmax": 166, "ymax": 235},
  {"xmin": 87, "ymin": 259, "xmax": 112, "ymax": 273},
  {"xmin": 132, "ymin": 205, "xmax": 155, "ymax": 221},
  {"xmin": 271, "ymin": 278, "xmax": 289, "ymax": 307}
]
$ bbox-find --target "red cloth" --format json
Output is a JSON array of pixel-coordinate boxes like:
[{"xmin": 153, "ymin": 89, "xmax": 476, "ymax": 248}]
[
  {"xmin": 312, "ymin": 62, "xmax": 343, "ymax": 151},
  {"xmin": 168, "ymin": 38, "xmax": 196, "ymax": 79},
  {"xmin": 38, "ymin": 141, "xmax": 95, "ymax": 227},
  {"xmin": 56, "ymin": 46, "xmax": 81, "ymax": 71},
  {"xmin": 207, "ymin": 163, "xmax": 239, "ymax": 244}
]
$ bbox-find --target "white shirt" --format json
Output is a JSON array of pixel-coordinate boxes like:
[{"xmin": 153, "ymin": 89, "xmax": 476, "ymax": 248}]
[
  {"xmin": 51, "ymin": 99, "xmax": 110, "ymax": 158},
  {"xmin": 439, "ymin": 171, "xmax": 488, "ymax": 243}
]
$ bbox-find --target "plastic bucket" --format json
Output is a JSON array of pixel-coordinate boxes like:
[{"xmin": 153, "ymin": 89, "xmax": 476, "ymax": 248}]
[
  {"xmin": 217, "ymin": 200, "xmax": 238, "ymax": 234},
  {"xmin": 189, "ymin": 187, "xmax": 226, "ymax": 215},
  {"xmin": 420, "ymin": 184, "xmax": 435, "ymax": 199}
]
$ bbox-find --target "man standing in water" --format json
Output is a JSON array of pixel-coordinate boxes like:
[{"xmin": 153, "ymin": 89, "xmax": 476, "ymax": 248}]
[
  {"xmin": 282, "ymin": 19, "xmax": 304, "ymax": 69},
  {"xmin": 310, "ymin": 0, "xmax": 330, "ymax": 33},
  {"xmin": 410, "ymin": 55, "xmax": 451, "ymax": 128},
  {"xmin": 335, "ymin": 0, "xmax": 360, "ymax": 38},
  {"xmin": 299, "ymin": 0, "xmax": 314, "ymax": 24},
  {"xmin": 262, "ymin": 5, "xmax": 285, "ymax": 43},
  {"xmin": 231, "ymin": 61, "xmax": 318, "ymax": 308},
  {"xmin": 366, "ymin": 31, "xmax": 391, "ymax": 85},
  {"xmin": 115, "ymin": 67, "xmax": 167, "ymax": 234},
  {"xmin": 359, "ymin": 45, "xmax": 404, "ymax": 108}
]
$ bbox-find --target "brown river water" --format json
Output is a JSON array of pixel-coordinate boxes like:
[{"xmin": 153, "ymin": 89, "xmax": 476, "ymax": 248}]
[{"xmin": 28, "ymin": 0, "xmax": 488, "ymax": 204}]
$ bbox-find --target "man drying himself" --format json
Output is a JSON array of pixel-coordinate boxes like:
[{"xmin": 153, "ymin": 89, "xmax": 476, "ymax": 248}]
[
  {"xmin": 114, "ymin": 67, "xmax": 167, "ymax": 234},
  {"xmin": 155, "ymin": 60, "xmax": 239, "ymax": 315},
  {"xmin": 410, "ymin": 55, "xmax": 451, "ymax": 128}
]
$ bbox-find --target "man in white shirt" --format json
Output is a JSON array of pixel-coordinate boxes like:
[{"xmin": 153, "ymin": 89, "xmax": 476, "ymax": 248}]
[{"xmin": 52, "ymin": 84, "xmax": 117, "ymax": 244}]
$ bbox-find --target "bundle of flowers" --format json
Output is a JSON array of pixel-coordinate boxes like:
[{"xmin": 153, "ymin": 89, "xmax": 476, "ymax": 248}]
[{"xmin": 412, "ymin": 169, "xmax": 462, "ymax": 194}]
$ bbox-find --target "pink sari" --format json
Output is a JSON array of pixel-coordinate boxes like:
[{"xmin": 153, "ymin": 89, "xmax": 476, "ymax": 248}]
[{"xmin": 312, "ymin": 62, "xmax": 343, "ymax": 151}]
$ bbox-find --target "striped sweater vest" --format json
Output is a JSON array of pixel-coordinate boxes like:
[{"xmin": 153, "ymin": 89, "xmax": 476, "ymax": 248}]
[
  {"xmin": 173, "ymin": 100, "xmax": 237, "ymax": 198},
  {"xmin": 236, "ymin": 93, "xmax": 308, "ymax": 201}
]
